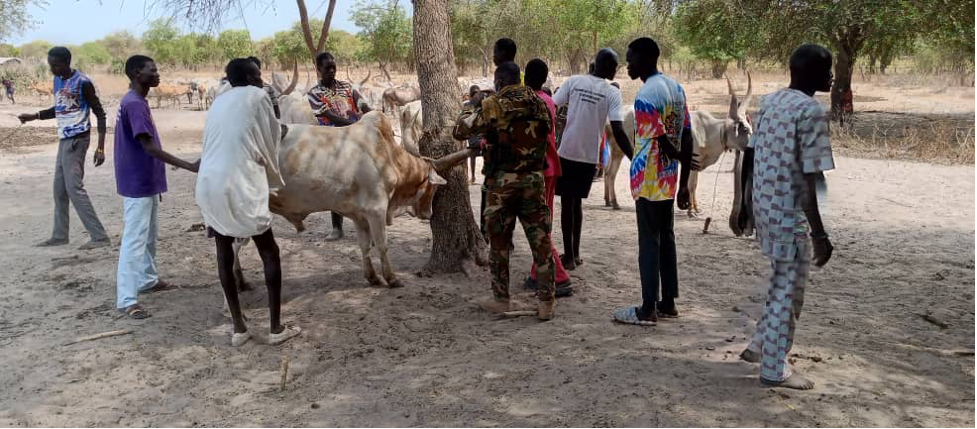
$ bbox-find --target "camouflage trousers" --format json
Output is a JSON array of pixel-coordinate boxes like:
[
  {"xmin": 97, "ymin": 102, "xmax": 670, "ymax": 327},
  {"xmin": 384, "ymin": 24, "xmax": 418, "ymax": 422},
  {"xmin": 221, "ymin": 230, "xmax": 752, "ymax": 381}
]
[{"xmin": 483, "ymin": 171, "xmax": 555, "ymax": 302}]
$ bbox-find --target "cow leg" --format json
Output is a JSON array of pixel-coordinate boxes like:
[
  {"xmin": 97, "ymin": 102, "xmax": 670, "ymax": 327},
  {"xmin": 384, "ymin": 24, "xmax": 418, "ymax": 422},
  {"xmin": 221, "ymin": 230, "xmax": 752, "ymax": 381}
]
[
  {"xmin": 354, "ymin": 218, "xmax": 384, "ymax": 286},
  {"xmin": 687, "ymin": 171, "xmax": 699, "ymax": 218},
  {"xmin": 367, "ymin": 212, "xmax": 403, "ymax": 288},
  {"xmin": 231, "ymin": 237, "xmax": 253, "ymax": 291}
]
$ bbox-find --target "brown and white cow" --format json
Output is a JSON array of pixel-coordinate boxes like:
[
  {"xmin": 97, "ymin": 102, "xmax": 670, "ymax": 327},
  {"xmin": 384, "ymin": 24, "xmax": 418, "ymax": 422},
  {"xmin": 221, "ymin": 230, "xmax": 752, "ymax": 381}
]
[
  {"xmin": 233, "ymin": 111, "xmax": 469, "ymax": 289},
  {"xmin": 382, "ymin": 86, "xmax": 421, "ymax": 113}
]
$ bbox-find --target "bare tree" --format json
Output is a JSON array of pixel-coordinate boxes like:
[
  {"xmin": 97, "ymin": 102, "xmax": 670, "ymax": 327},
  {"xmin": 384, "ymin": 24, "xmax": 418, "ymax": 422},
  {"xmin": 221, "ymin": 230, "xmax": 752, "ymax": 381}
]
[{"xmin": 150, "ymin": 0, "xmax": 337, "ymax": 62}]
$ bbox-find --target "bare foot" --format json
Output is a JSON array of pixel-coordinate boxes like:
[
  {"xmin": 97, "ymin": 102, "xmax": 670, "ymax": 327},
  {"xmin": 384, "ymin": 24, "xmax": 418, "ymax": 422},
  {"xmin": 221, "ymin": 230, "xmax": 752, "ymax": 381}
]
[
  {"xmin": 740, "ymin": 349, "xmax": 760, "ymax": 363},
  {"xmin": 761, "ymin": 372, "xmax": 815, "ymax": 390}
]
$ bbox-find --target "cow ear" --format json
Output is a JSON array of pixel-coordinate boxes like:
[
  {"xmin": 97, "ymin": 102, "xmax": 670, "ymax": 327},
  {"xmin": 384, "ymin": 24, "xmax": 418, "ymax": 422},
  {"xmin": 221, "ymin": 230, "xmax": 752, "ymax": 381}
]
[{"xmin": 428, "ymin": 169, "xmax": 447, "ymax": 185}]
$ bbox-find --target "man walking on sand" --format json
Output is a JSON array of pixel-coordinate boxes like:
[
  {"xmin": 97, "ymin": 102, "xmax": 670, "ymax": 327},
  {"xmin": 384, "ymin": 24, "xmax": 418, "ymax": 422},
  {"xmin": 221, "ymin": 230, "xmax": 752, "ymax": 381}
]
[
  {"xmin": 738, "ymin": 44, "xmax": 836, "ymax": 390},
  {"xmin": 18, "ymin": 46, "xmax": 110, "ymax": 250}
]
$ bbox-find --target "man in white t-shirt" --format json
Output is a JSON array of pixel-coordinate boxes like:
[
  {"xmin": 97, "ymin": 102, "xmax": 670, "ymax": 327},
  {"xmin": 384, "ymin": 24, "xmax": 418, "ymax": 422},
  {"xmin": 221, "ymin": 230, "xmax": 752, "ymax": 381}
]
[{"xmin": 553, "ymin": 48, "xmax": 633, "ymax": 270}]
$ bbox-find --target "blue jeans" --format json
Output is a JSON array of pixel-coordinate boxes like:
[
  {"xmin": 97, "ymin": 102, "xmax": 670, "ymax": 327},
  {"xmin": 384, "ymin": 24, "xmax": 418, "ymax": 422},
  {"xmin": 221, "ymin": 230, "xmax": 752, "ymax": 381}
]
[{"xmin": 116, "ymin": 196, "xmax": 159, "ymax": 309}]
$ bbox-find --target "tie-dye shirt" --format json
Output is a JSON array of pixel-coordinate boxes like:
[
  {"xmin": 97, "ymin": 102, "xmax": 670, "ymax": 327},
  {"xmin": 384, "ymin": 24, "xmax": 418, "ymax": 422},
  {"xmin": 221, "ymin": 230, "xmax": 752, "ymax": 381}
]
[{"xmin": 629, "ymin": 73, "xmax": 691, "ymax": 201}]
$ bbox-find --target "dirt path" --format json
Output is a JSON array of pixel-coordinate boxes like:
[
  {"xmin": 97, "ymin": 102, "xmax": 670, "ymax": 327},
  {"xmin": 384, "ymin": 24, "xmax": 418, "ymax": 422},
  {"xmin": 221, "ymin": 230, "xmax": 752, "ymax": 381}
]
[{"xmin": 0, "ymin": 104, "xmax": 973, "ymax": 427}]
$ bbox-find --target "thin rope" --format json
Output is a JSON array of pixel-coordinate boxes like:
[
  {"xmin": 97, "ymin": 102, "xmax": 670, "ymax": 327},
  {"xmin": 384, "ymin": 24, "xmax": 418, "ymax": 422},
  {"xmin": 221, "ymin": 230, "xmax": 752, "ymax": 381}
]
[{"xmin": 709, "ymin": 150, "xmax": 728, "ymax": 213}]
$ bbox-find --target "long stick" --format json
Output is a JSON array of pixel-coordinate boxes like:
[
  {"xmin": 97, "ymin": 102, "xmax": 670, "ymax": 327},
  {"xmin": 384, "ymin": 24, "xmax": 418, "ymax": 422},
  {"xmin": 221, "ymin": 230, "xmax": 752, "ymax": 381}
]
[
  {"xmin": 62, "ymin": 329, "xmax": 132, "ymax": 346},
  {"xmin": 280, "ymin": 356, "xmax": 290, "ymax": 392}
]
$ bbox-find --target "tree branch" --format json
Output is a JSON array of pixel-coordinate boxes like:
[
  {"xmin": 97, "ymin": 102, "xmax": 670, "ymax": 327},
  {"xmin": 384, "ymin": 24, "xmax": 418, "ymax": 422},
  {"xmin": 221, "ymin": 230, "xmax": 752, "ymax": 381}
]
[{"xmin": 316, "ymin": 0, "xmax": 338, "ymax": 53}]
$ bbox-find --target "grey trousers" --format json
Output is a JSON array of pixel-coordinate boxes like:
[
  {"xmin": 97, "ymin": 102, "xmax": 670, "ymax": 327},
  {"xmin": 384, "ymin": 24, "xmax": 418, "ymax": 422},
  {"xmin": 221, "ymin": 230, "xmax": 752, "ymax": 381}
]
[{"xmin": 51, "ymin": 133, "xmax": 108, "ymax": 242}]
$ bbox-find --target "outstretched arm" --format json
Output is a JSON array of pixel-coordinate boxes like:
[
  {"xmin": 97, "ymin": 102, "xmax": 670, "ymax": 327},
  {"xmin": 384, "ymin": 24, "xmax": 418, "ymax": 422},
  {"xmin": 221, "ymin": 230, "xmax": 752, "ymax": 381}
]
[{"xmin": 137, "ymin": 134, "xmax": 199, "ymax": 172}]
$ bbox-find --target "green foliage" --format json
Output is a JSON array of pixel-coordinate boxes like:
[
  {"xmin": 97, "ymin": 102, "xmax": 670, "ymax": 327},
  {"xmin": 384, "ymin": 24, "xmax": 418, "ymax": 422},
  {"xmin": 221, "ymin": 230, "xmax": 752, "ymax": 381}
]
[
  {"xmin": 102, "ymin": 31, "xmax": 142, "ymax": 63},
  {"xmin": 72, "ymin": 41, "xmax": 111, "ymax": 71},
  {"xmin": 351, "ymin": 0, "xmax": 413, "ymax": 71},
  {"xmin": 18, "ymin": 39, "xmax": 51, "ymax": 59},
  {"xmin": 142, "ymin": 19, "xmax": 180, "ymax": 64},
  {"xmin": 0, "ymin": 0, "xmax": 44, "ymax": 43},
  {"xmin": 216, "ymin": 29, "xmax": 252, "ymax": 59},
  {"xmin": 673, "ymin": 0, "xmax": 749, "ymax": 71},
  {"xmin": 0, "ymin": 43, "xmax": 20, "ymax": 57}
]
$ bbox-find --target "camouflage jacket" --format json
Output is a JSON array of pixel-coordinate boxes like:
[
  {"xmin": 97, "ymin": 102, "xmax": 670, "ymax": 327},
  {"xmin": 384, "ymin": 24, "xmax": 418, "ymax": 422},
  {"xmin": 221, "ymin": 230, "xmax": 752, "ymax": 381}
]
[{"xmin": 453, "ymin": 85, "xmax": 551, "ymax": 174}]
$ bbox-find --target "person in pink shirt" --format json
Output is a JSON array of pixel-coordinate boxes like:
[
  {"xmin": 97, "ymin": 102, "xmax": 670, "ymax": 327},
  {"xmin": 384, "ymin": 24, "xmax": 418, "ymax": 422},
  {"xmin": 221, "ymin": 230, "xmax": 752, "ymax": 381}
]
[{"xmin": 523, "ymin": 58, "xmax": 572, "ymax": 297}]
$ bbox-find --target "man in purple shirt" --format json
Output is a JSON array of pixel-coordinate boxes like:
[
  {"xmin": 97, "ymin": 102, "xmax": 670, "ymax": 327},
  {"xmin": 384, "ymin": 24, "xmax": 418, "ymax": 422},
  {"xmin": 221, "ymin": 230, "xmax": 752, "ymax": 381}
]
[{"xmin": 114, "ymin": 54, "xmax": 199, "ymax": 319}]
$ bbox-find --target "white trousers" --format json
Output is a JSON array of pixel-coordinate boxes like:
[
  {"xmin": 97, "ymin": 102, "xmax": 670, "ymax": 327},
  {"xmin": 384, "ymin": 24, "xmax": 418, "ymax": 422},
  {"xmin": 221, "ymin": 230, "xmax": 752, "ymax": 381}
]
[{"xmin": 116, "ymin": 196, "xmax": 159, "ymax": 309}]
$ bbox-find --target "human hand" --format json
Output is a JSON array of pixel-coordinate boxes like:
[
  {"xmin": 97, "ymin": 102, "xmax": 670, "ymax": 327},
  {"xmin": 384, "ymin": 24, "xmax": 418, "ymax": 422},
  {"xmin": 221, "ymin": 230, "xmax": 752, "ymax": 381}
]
[
  {"xmin": 189, "ymin": 159, "xmax": 201, "ymax": 173},
  {"xmin": 811, "ymin": 233, "xmax": 833, "ymax": 267},
  {"xmin": 677, "ymin": 187, "xmax": 691, "ymax": 210},
  {"xmin": 17, "ymin": 113, "xmax": 35, "ymax": 124},
  {"xmin": 93, "ymin": 148, "xmax": 105, "ymax": 166}
]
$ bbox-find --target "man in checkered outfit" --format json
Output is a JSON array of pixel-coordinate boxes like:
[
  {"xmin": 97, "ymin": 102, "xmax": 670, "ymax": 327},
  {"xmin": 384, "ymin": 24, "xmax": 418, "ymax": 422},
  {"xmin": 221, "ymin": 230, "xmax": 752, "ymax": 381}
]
[{"xmin": 739, "ymin": 44, "xmax": 836, "ymax": 390}]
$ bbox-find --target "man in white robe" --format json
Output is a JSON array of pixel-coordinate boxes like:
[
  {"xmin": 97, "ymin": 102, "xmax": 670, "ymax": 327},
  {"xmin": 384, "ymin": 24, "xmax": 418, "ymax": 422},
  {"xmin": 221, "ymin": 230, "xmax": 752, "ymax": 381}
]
[{"xmin": 196, "ymin": 58, "xmax": 300, "ymax": 347}]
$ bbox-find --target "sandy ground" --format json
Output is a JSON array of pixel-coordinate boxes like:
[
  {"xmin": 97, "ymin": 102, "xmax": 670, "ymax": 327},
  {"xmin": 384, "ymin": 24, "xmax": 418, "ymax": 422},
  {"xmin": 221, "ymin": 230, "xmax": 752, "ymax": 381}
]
[{"xmin": 0, "ymin": 74, "xmax": 974, "ymax": 427}]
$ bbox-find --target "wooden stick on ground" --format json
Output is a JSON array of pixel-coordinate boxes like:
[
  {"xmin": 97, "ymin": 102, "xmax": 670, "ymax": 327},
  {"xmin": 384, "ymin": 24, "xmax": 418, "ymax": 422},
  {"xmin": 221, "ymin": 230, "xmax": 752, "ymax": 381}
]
[
  {"xmin": 499, "ymin": 310, "xmax": 537, "ymax": 318},
  {"xmin": 280, "ymin": 356, "xmax": 290, "ymax": 392},
  {"xmin": 62, "ymin": 329, "xmax": 132, "ymax": 346}
]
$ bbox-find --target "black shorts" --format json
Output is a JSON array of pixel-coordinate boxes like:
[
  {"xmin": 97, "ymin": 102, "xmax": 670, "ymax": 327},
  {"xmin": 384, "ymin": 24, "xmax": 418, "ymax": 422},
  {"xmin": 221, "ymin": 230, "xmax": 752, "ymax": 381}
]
[{"xmin": 555, "ymin": 157, "xmax": 597, "ymax": 199}]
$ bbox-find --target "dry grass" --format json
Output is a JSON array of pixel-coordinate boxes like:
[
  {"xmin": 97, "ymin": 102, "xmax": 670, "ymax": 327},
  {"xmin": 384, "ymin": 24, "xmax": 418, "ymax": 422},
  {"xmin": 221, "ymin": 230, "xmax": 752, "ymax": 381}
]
[{"xmin": 833, "ymin": 116, "xmax": 975, "ymax": 164}]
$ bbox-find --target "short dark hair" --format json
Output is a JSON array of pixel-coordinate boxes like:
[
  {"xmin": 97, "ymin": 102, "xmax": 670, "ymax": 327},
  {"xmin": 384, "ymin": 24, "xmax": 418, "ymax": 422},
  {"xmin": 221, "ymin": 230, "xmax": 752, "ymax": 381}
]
[
  {"xmin": 789, "ymin": 44, "xmax": 832, "ymax": 77},
  {"xmin": 247, "ymin": 56, "xmax": 262, "ymax": 69},
  {"xmin": 468, "ymin": 85, "xmax": 480, "ymax": 96},
  {"xmin": 48, "ymin": 46, "xmax": 71, "ymax": 64},
  {"xmin": 628, "ymin": 37, "xmax": 661, "ymax": 64},
  {"xmin": 495, "ymin": 61, "xmax": 521, "ymax": 87},
  {"xmin": 124, "ymin": 55, "xmax": 154, "ymax": 80},
  {"xmin": 225, "ymin": 58, "xmax": 255, "ymax": 87},
  {"xmin": 494, "ymin": 38, "xmax": 517, "ymax": 61},
  {"xmin": 525, "ymin": 58, "xmax": 548, "ymax": 90},
  {"xmin": 315, "ymin": 52, "xmax": 335, "ymax": 69}
]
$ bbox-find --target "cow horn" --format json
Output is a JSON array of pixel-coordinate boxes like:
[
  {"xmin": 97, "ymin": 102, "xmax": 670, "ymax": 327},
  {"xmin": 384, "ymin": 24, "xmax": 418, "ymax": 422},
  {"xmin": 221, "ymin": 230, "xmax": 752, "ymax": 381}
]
[
  {"xmin": 742, "ymin": 71, "xmax": 753, "ymax": 113},
  {"xmin": 431, "ymin": 148, "xmax": 473, "ymax": 173},
  {"xmin": 360, "ymin": 69, "xmax": 371, "ymax": 86},
  {"xmin": 726, "ymin": 74, "xmax": 740, "ymax": 120},
  {"xmin": 282, "ymin": 62, "xmax": 299, "ymax": 96}
]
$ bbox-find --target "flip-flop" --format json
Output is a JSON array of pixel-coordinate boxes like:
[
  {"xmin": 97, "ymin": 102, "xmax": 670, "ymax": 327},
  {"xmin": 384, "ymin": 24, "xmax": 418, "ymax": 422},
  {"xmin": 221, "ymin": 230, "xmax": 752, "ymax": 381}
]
[
  {"xmin": 143, "ymin": 280, "xmax": 177, "ymax": 294},
  {"xmin": 613, "ymin": 306, "xmax": 656, "ymax": 326},
  {"xmin": 268, "ymin": 325, "xmax": 301, "ymax": 345},
  {"xmin": 120, "ymin": 304, "xmax": 151, "ymax": 319}
]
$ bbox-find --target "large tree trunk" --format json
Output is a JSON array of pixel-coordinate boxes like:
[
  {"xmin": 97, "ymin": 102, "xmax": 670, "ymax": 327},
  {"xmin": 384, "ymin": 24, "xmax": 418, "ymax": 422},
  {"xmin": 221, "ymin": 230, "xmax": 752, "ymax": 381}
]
[
  {"xmin": 710, "ymin": 59, "xmax": 728, "ymax": 79},
  {"xmin": 830, "ymin": 29, "xmax": 865, "ymax": 124},
  {"xmin": 412, "ymin": 0, "xmax": 487, "ymax": 273}
]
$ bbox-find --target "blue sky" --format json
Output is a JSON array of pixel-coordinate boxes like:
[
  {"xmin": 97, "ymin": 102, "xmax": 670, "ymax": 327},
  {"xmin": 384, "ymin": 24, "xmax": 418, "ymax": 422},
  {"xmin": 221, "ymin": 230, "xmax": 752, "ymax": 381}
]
[{"xmin": 9, "ymin": 0, "xmax": 406, "ymax": 45}]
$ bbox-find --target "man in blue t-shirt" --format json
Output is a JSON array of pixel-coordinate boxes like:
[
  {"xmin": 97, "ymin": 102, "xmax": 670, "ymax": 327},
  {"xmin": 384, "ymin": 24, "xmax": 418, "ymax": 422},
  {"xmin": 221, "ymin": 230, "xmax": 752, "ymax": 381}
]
[{"xmin": 113, "ymin": 54, "xmax": 199, "ymax": 319}]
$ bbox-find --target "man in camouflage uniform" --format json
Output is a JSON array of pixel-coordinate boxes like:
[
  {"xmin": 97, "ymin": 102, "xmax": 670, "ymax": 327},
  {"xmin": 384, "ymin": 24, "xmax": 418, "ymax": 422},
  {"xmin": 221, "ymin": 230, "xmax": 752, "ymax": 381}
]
[{"xmin": 453, "ymin": 62, "xmax": 556, "ymax": 321}]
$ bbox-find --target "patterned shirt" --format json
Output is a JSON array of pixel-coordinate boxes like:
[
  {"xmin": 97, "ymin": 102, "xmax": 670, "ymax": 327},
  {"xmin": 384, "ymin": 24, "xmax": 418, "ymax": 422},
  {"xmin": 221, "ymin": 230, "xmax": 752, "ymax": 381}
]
[
  {"xmin": 37, "ymin": 70, "xmax": 106, "ymax": 139},
  {"xmin": 629, "ymin": 73, "xmax": 691, "ymax": 201},
  {"xmin": 749, "ymin": 88, "xmax": 835, "ymax": 261},
  {"xmin": 306, "ymin": 80, "xmax": 358, "ymax": 126}
]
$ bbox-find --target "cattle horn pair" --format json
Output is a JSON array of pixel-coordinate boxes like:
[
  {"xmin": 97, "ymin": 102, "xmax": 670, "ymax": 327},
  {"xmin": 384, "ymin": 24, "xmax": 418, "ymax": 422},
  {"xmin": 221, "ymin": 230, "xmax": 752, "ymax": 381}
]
[
  {"xmin": 726, "ymin": 71, "xmax": 752, "ymax": 122},
  {"xmin": 430, "ymin": 148, "xmax": 473, "ymax": 173}
]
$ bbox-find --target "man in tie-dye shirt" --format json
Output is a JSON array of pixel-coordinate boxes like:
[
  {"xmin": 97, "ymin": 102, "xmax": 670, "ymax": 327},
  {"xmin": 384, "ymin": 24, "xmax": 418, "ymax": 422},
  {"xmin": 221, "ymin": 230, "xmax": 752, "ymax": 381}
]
[{"xmin": 613, "ymin": 37, "xmax": 696, "ymax": 326}]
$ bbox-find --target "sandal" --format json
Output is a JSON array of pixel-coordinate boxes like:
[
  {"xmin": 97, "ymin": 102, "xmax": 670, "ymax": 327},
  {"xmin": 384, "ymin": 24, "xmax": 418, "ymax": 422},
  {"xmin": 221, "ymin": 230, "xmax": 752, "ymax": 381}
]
[
  {"xmin": 120, "ymin": 304, "xmax": 151, "ymax": 319},
  {"xmin": 143, "ymin": 280, "xmax": 177, "ymax": 294},
  {"xmin": 613, "ymin": 306, "xmax": 656, "ymax": 326}
]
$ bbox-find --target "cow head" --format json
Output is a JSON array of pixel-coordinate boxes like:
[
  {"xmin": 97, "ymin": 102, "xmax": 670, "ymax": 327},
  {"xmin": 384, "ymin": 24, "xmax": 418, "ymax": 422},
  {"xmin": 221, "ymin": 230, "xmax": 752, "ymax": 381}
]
[
  {"xmin": 724, "ymin": 72, "xmax": 754, "ymax": 151},
  {"xmin": 410, "ymin": 148, "xmax": 472, "ymax": 219}
]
